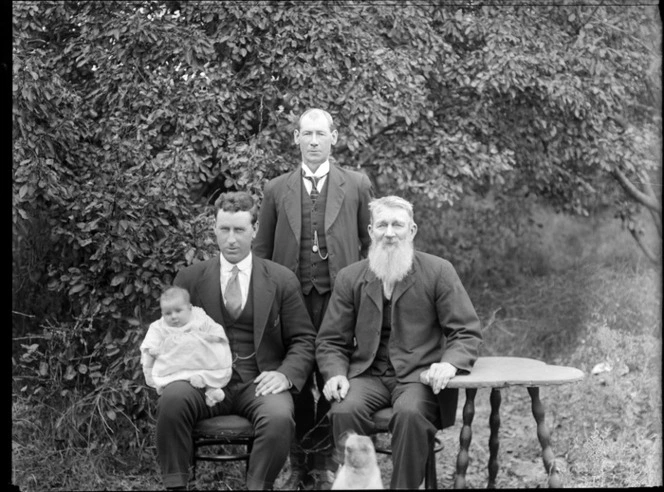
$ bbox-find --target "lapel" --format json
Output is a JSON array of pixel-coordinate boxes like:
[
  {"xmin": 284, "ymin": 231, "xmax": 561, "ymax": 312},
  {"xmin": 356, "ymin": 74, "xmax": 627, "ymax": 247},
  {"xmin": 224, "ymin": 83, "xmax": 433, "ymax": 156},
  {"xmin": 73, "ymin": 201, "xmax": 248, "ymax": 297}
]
[
  {"xmin": 364, "ymin": 267, "xmax": 383, "ymax": 316},
  {"xmin": 284, "ymin": 169, "xmax": 302, "ymax": 242},
  {"xmin": 364, "ymin": 255, "xmax": 417, "ymax": 311},
  {"xmin": 324, "ymin": 164, "xmax": 346, "ymax": 231},
  {"xmin": 392, "ymin": 263, "xmax": 416, "ymax": 306},
  {"xmin": 251, "ymin": 257, "xmax": 276, "ymax": 349},
  {"xmin": 198, "ymin": 255, "xmax": 225, "ymax": 324}
]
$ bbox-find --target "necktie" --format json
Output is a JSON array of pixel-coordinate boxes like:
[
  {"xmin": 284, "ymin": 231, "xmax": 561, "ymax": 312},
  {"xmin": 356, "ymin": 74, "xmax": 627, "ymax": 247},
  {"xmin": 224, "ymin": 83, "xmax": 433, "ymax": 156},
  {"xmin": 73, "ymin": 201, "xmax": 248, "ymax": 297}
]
[
  {"xmin": 224, "ymin": 266, "xmax": 242, "ymax": 319},
  {"xmin": 303, "ymin": 174, "xmax": 323, "ymax": 201}
]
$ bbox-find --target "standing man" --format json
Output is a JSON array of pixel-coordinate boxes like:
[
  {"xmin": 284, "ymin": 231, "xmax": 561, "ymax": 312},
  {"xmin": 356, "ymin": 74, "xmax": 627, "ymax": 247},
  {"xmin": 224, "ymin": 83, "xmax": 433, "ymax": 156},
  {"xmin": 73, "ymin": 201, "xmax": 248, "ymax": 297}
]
[
  {"xmin": 253, "ymin": 108, "xmax": 373, "ymax": 489},
  {"xmin": 155, "ymin": 191, "xmax": 316, "ymax": 490},
  {"xmin": 316, "ymin": 195, "xmax": 483, "ymax": 489}
]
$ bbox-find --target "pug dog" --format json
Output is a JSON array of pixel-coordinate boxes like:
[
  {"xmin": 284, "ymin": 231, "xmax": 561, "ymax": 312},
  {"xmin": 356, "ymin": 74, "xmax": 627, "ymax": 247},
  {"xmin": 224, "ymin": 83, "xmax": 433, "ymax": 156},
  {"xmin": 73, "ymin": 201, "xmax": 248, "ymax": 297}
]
[{"xmin": 332, "ymin": 432, "xmax": 384, "ymax": 489}]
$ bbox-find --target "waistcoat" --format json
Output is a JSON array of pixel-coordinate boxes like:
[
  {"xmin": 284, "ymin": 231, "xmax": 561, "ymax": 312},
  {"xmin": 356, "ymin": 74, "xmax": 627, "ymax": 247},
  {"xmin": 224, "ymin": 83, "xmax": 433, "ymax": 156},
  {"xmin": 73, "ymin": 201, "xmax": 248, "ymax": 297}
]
[
  {"xmin": 299, "ymin": 179, "xmax": 331, "ymax": 295},
  {"xmin": 371, "ymin": 295, "xmax": 395, "ymax": 377},
  {"xmin": 222, "ymin": 280, "xmax": 259, "ymax": 383}
]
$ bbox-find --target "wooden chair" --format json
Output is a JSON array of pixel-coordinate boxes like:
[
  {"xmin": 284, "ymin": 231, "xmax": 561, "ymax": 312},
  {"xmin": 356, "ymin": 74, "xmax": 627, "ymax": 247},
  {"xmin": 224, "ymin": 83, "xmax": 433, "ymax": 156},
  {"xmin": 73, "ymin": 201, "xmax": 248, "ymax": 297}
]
[
  {"xmin": 192, "ymin": 414, "xmax": 255, "ymax": 480},
  {"xmin": 370, "ymin": 407, "xmax": 444, "ymax": 489}
]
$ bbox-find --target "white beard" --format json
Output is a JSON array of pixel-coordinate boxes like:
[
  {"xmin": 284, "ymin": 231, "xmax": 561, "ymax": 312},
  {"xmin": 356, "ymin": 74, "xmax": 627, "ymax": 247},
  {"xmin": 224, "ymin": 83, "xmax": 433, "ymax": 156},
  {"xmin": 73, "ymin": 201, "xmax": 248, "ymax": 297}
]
[{"xmin": 368, "ymin": 239, "xmax": 414, "ymax": 286}]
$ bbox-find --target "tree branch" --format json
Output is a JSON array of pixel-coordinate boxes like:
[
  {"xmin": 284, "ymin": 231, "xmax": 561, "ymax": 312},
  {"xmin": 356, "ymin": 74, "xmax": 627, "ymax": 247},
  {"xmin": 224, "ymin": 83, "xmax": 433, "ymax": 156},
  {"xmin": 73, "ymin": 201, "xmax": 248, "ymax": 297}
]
[
  {"xmin": 647, "ymin": 206, "xmax": 662, "ymax": 238},
  {"xmin": 627, "ymin": 222, "xmax": 659, "ymax": 264},
  {"xmin": 613, "ymin": 168, "xmax": 662, "ymax": 213},
  {"xmin": 574, "ymin": 0, "xmax": 605, "ymax": 36},
  {"xmin": 335, "ymin": 120, "xmax": 401, "ymax": 163},
  {"xmin": 639, "ymin": 170, "xmax": 662, "ymax": 237},
  {"xmin": 601, "ymin": 20, "xmax": 656, "ymax": 55}
]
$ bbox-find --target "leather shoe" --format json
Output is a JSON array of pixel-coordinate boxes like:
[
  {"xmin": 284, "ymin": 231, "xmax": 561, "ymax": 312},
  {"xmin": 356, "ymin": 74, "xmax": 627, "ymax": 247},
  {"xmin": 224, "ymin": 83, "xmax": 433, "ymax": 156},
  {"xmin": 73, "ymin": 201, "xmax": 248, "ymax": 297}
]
[
  {"xmin": 282, "ymin": 468, "xmax": 314, "ymax": 490},
  {"xmin": 310, "ymin": 469, "xmax": 336, "ymax": 490}
]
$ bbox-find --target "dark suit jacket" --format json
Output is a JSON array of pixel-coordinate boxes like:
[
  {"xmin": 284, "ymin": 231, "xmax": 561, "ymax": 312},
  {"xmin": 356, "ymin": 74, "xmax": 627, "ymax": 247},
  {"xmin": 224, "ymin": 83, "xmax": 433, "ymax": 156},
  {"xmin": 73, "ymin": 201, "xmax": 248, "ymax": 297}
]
[
  {"xmin": 253, "ymin": 164, "xmax": 373, "ymax": 288},
  {"xmin": 315, "ymin": 251, "xmax": 483, "ymax": 427},
  {"xmin": 174, "ymin": 254, "xmax": 316, "ymax": 393}
]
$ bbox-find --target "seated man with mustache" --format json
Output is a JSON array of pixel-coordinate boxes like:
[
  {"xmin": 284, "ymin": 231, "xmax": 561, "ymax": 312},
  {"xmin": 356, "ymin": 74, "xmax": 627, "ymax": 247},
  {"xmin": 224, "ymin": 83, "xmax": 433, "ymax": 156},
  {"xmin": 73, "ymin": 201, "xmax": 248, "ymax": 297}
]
[{"xmin": 316, "ymin": 195, "xmax": 483, "ymax": 489}]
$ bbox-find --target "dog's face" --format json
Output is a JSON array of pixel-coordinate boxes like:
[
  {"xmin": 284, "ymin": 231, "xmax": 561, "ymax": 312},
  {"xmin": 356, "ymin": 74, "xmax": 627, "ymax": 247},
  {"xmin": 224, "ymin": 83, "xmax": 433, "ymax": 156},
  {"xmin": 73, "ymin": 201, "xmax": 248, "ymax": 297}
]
[
  {"xmin": 333, "ymin": 432, "xmax": 384, "ymax": 490},
  {"xmin": 343, "ymin": 433, "xmax": 377, "ymax": 469}
]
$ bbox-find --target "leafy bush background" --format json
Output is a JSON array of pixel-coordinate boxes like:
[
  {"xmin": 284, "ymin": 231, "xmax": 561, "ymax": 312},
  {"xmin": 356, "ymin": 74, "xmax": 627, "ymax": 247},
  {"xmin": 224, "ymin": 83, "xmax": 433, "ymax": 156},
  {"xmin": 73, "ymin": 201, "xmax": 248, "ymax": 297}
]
[{"xmin": 12, "ymin": 1, "xmax": 661, "ymax": 490}]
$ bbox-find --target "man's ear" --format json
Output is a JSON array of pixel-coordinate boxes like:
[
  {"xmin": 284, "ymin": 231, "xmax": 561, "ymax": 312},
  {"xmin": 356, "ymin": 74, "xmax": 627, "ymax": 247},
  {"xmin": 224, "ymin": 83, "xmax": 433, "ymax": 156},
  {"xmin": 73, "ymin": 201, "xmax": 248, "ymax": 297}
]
[
  {"xmin": 410, "ymin": 222, "xmax": 418, "ymax": 238},
  {"xmin": 253, "ymin": 221, "xmax": 259, "ymax": 238},
  {"xmin": 331, "ymin": 129, "xmax": 338, "ymax": 145},
  {"xmin": 293, "ymin": 129, "xmax": 300, "ymax": 145}
]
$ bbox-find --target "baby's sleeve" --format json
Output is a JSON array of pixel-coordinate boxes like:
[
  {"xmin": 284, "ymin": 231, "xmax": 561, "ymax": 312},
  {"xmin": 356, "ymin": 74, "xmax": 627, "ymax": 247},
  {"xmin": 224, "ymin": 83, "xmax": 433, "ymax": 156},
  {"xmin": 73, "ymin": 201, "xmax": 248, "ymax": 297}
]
[
  {"xmin": 200, "ymin": 314, "xmax": 230, "ymax": 344},
  {"xmin": 140, "ymin": 321, "xmax": 164, "ymax": 366},
  {"xmin": 139, "ymin": 323, "xmax": 162, "ymax": 389}
]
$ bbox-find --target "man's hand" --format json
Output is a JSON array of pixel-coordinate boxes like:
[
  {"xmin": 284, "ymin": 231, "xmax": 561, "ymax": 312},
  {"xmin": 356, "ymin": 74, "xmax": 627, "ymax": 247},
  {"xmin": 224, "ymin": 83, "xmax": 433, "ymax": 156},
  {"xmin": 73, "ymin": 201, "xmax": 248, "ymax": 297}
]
[
  {"xmin": 323, "ymin": 375, "xmax": 350, "ymax": 402},
  {"xmin": 420, "ymin": 362, "xmax": 457, "ymax": 394},
  {"xmin": 254, "ymin": 371, "xmax": 290, "ymax": 396}
]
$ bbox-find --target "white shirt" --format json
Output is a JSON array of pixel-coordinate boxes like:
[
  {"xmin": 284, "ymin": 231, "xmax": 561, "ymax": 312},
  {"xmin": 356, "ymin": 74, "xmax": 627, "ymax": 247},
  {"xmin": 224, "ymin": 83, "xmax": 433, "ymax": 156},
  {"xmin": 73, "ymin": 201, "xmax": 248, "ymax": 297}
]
[
  {"xmin": 219, "ymin": 252, "xmax": 252, "ymax": 311},
  {"xmin": 301, "ymin": 160, "xmax": 330, "ymax": 195}
]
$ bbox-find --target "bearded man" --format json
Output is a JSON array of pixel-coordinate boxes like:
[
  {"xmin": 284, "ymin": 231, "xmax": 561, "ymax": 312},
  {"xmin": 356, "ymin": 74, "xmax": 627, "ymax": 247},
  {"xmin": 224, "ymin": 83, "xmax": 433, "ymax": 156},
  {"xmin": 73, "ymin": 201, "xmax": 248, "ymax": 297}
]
[{"xmin": 315, "ymin": 195, "xmax": 483, "ymax": 489}]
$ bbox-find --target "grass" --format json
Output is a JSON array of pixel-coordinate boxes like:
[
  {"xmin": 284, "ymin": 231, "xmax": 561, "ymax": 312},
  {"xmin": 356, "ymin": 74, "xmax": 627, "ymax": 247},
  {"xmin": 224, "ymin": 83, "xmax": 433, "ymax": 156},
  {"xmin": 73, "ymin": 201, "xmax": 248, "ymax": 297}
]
[
  {"xmin": 446, "ymin": 262, "xmax": 662, "ymax": 489},
  {"xmin": 12, "ymin": 207, "xmax": 662, "ymax": 490}
]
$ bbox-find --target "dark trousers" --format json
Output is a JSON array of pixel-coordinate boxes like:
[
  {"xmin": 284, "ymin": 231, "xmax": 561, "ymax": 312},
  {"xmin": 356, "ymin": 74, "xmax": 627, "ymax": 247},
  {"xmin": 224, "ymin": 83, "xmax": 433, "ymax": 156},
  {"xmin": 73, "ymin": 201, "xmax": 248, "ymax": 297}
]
[
  {"xmin": 327, "ymin": 374, "xmax": 441, "ymax": 489},
  {"xmin": 156, "ymin": 379, "xmax": 295, "ymax": 489},
  {"xmin": 292, "ymin": 289, "xmax": 331, "ymax": 468}
]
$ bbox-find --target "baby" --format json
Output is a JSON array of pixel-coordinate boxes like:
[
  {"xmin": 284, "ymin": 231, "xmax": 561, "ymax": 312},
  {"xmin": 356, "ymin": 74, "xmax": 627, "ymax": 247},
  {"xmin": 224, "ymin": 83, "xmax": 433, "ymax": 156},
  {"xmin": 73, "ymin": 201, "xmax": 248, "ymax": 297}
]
[
  {"xmin": 140, "ymin": 286, "xmax": 233, "ymax": 406},
  {"xmin": 332, "ymin": 432, "xmax": 384, "ymax": 489}
]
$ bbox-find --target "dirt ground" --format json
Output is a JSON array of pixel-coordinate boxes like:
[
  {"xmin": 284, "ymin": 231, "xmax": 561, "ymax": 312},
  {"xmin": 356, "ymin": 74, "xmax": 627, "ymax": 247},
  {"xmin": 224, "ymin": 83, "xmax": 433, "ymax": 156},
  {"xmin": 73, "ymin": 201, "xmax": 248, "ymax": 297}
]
[{"xmin": 369, "ymin": 386, "xmax": 575, "ymax": 489}]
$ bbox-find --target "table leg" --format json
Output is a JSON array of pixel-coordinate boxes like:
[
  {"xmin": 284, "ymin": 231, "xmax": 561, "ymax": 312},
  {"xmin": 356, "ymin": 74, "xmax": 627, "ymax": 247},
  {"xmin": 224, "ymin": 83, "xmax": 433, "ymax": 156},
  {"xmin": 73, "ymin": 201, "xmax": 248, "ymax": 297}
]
[
  {"xmin": 487, "ymin": 388, "xmax": 501, "ymax": 488},
  {"xmin": 454, "ymin": 388, "xmax": 477, "ymax": 489},
  {"xmin": 527, "ymin": 387, "xmax": 561, "ymax": 488}
]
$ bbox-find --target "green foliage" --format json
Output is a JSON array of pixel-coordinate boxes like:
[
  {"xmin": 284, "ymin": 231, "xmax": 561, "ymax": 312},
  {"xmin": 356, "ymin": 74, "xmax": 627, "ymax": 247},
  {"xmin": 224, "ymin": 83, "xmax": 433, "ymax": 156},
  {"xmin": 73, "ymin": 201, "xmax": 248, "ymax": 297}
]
[
  {"xmin": 13, "ymin": 2, "xmax": 219, "ymax": 336},
  {"xmin": 415, "ymin": 191, "xmax": 546, "ymax": 287},
  {"xmin": 11, "ymin": 2, "xmax": 661, "ymax": 487},
  {"xmin": 13, "ymin": 317, "xmax": 156, "ymax": 459},
  {"xmin": 13, "ymin": 1, "xmax": 660, "ymax": 323},
  {"xmin": 564, "ymin": 315, "xmax": 661, "ymax": 487}
]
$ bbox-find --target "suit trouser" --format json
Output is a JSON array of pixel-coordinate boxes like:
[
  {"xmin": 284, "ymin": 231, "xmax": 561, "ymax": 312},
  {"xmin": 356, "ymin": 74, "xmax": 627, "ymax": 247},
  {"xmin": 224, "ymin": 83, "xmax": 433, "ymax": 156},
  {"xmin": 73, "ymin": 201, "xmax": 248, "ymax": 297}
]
[
  {"xmin": 292, "ymin": 289, "xmax": 331, "ymax": 468},
  {"xmin": 327, "ymin": 374, "xmax": 441, "ymax": 489},
  {"xmin": 156, "ymin": 379, "xmax": 295, "ymax": 489}
]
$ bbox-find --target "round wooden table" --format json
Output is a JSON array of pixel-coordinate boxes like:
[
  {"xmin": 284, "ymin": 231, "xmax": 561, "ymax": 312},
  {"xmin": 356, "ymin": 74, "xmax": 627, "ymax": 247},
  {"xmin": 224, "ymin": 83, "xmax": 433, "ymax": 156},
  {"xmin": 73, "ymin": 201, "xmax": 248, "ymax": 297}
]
[{"xmin": 445, "ymin": 356, "xmax": 585, "ymax": 488}]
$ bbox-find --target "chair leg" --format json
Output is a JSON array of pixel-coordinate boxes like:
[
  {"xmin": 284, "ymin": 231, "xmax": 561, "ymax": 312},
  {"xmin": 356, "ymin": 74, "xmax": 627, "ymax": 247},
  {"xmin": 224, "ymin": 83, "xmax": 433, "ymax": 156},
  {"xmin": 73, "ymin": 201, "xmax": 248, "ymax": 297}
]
[
  {"xmin": 424, "ymin": 445, "xmax": 437, "ymax": 489},
  {"xmin": 245, "ymin": 441, "xmax": 253, "ymax": 480}
]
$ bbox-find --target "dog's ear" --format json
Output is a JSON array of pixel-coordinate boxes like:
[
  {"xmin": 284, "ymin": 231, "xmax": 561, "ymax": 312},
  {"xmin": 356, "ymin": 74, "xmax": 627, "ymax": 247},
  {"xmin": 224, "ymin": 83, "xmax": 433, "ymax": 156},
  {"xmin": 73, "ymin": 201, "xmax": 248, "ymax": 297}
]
[
  {"xmin": 337, "ymin": 430, "xmax": 357, "ymax": 448},
  {"xmin": 356, "ymin": 435, "xmax": 373, "ymax": 445}
]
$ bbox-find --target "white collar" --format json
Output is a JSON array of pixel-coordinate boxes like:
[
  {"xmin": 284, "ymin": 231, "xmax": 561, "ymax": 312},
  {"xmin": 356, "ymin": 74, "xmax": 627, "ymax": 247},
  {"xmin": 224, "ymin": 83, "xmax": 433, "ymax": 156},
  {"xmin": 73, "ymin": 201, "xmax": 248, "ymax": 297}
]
[
  {"xmin": 301, "ymin": 160, "xmax": 330, "ymax": 179},
  {"xmin": 219, "ymin": 252, "xmax": 252, "ymax": 273}
]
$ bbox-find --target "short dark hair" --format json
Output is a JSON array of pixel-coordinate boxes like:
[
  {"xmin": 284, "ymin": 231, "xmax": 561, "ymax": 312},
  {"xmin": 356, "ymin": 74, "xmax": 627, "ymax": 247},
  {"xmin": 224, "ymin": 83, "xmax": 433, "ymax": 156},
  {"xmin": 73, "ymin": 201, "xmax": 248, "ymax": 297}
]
[{"xmin": 213, "ymin": 191, "xmax": 259, "ymax": 225}]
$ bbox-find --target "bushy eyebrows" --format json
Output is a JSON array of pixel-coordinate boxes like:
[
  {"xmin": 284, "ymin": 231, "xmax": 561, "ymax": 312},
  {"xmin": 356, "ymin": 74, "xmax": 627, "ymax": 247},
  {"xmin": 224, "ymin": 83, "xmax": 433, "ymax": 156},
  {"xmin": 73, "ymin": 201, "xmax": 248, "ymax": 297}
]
[
  {"xmin": 374, "ymin": 218, "xmax": 407, "ymax": 226},
  {"xmin": 217, "ymin": 224, "xmax": 247, "ymax": 230}
]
